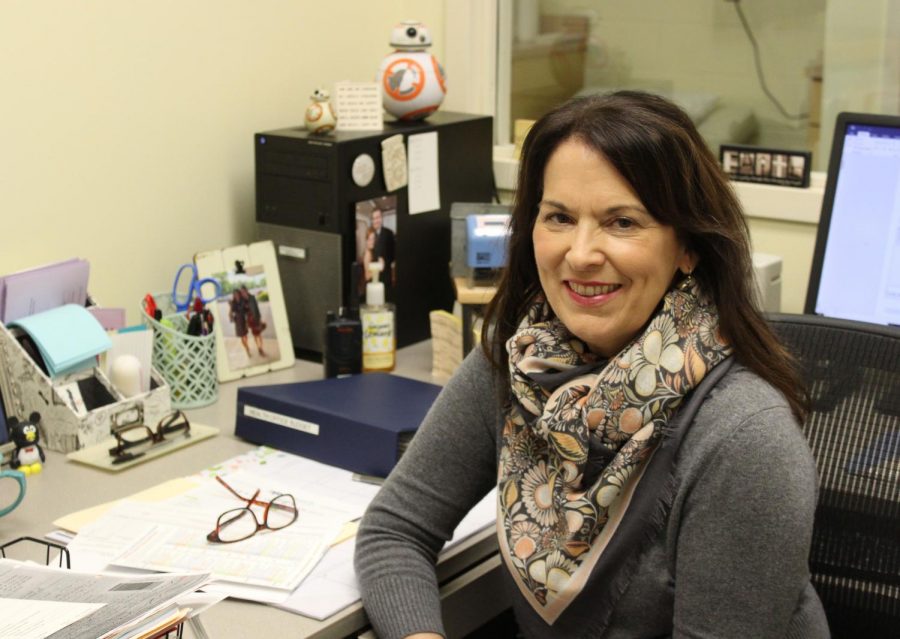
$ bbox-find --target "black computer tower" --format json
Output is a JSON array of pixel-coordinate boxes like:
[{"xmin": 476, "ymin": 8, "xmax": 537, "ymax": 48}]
[{"xmin": 255, "ymin": 111, "xmax": 494, "ymax": 356}]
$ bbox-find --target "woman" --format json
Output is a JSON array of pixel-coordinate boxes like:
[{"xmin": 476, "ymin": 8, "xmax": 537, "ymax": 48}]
[
  {"xmin": 228, "ymin": 289, "xmax": 250, "ymax": 358},
  {"xmin": 241, "ymin": 285, "xmax": 267, "ymax": 356},
  {"xmin": 355, "ymin": 92, "xmax": 828, "ymax": 638},
  {"xmin": 362, "ymin": 226, "xmax": 383, "ymax": 284}
]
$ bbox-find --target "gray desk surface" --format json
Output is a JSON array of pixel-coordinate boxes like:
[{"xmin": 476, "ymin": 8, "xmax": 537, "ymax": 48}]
[{"xmin": 2, "ymin": 341, "xmax": 503, "ymax": 638}]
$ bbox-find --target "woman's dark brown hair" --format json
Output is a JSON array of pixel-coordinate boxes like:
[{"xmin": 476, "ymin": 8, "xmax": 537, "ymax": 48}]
[{"xmin": 481, "ymin": 90, "xmax": 808, "ymax": 421}]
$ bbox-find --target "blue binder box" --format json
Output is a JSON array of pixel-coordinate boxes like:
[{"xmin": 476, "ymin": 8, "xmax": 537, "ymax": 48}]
[{"xmin": 235, "ymin": 373, "xmax": 442, "ymax": 477}]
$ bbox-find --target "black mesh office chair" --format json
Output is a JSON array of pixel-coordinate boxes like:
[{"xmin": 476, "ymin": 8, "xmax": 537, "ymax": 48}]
[{"xmin": 768, "ymin": 313, "xmax": 900, "ymax": 638}]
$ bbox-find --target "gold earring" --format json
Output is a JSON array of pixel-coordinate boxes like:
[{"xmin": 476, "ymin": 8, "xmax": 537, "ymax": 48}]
[{"xmin": 678, "ymin": 270, "xmax": 696, "ymax": 291}]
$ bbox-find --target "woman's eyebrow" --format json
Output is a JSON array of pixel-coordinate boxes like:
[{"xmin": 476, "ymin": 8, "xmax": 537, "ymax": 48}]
[
  {"xmin": 538, "ymin": 199, "xmax": 649, "ymax": 216},
  {"xmin": 538, "ymin": 198, "xmax": 569, "ymax": 211},
  {"xmin": 607, "ymin": 204, "xmax": 650, "ymax": 216}
]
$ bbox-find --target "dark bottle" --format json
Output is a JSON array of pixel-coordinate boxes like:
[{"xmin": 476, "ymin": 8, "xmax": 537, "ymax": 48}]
[{"xmin": 323, "ymin": 307, "xmax": 362, "ymax": 378}]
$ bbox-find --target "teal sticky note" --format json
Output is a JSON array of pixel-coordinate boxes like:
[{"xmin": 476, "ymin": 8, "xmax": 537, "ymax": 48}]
[{"xmin": 9, "ymin": 304, "xmax": 112, "ymax": 377}]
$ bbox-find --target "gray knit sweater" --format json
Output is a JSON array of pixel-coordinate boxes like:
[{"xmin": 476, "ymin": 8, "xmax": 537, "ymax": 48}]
[{"xmin": 355, "ymin": 350, "xmax": 830, "ymax": 638}]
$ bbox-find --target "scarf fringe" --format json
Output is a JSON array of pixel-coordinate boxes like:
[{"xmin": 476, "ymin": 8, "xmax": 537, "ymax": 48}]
[{"xmin": 585, "ymin": 470, "xmax": 677, "ymax": 637}]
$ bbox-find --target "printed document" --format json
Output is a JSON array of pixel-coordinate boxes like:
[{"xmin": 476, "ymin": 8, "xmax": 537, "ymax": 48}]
[
  {"xmin": 0, "ymin": 559, "xmax": 207, "ymax": 639},
  {"xmin": 68, "ymin": 471, "xmax": 348, "ymax": 591},
  {"xmin": 0, "ymin": 599, "xmax": 103, "ymax": 639},
  {"xmin": 277, "ymin": 487, "xmax": 498, "ymax": 619}
]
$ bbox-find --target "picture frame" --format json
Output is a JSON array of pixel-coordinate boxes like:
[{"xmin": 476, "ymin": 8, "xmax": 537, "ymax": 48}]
[
  {"xmin": 194, "ymin": 240, "xmax": 294, "ymax": 382},
  {"xmin": 720, "ymin": 144, "xmax": 812, "ymax": 188}
]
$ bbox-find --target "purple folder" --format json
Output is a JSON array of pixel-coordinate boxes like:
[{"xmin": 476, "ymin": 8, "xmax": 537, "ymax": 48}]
[{"xmin": 0, "ymin": 259, "xmax": 90, "ymax": 324}]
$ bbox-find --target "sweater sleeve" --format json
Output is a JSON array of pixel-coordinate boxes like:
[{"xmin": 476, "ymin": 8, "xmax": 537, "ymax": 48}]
[
  {"xmin": 672, "ymin": 403, "xmax": 819, "ymax": 638},
  {"xmin": 354, "ymin": 349, "xmax": 501, "ymax": 639}
]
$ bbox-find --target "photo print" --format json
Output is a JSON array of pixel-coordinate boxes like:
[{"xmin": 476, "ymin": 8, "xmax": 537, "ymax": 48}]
[
  {"xmin": 354, "ymin": 195, "xmax": 398, "ymax": 301},
  {"xmin": 720, "ymin": 144, "xmax": 811, "ymax": 188},
  {"xmin": 212, "ymin": 261, "xmax": 281, "ymax": 371},
  {"xmin": 721, "ymin": 149, "xmax": 740, "ymax": 174},
  {"xmin": 755, "ymin": 153, "xmax": 772, "ymax": 177}
]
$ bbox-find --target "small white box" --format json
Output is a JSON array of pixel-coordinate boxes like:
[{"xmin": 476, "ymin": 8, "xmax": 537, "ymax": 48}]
[{"xmin": 752, "ymin": 252, "xmax": 783, "ymax": 313}]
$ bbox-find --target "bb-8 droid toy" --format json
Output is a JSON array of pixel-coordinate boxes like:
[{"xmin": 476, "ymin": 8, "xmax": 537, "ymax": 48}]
[
  {"xmin": 304, "ymin": 87, "xmax": 337, "ymax": 134},
  {"xmin": 377, "ymin": 20, "xmax": 446, "ymax": 121}
]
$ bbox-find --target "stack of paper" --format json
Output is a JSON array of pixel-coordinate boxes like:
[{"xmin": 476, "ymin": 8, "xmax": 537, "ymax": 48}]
[
  {"xmin": 8, "ymin": 304, "xmax": 111, "ymax": 377},
  {"xmin": 55, "ymin": 446, "xmax": 498, "ymax": 623},
  {"xmin": 60, "ymin": 452, "xmax": 374, "ymax": 596},
  {"xmin": 0, "ymin": 559, "xmax": 208, "ymax": 639}
]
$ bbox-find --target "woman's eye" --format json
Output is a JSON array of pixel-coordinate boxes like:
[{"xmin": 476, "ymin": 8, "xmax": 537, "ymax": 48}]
[
  {"xmin": 542, "ymin": 211, "xmax": 572, "ymax": 225},
  {"xmin": 611, "ymin": 217, "xmax": 635, "ymax": 230}
]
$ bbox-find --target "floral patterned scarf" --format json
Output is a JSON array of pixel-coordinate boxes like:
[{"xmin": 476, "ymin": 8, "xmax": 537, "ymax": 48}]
[{"xmin": 497, "ymin": 276, "xmax": 733, "ymax": 624}]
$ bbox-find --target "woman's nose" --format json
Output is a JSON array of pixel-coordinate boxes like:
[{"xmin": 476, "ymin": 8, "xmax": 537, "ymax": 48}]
[{"xmin": 566, "ymin": 227, "xmax": 606, "ymax": 271}]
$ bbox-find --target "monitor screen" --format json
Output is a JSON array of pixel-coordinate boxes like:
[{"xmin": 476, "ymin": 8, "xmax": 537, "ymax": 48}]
[{"xmin": 805, "ymin": 113, "xmax": 900, "ymax": 327}]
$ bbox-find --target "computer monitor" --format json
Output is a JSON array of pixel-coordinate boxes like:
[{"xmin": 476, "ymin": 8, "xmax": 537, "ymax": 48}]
[{"xmin": 805, "ymin": 112, "xmax": 900, "ymax": 327}]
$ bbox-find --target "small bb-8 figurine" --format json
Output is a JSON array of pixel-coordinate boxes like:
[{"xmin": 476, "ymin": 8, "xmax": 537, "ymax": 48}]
[
  {"xmin": 377, "ymin": 20, "xmax": 446, "ymax": 121},
  {"xmin": 304, "ymin": 87, "xmax": 337, "ymax": 134}
]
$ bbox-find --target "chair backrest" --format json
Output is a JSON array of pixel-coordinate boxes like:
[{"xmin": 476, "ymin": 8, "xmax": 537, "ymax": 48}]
[{"xmin": 768, "ymin": 313, "xmax": 900, "ymax": 638}]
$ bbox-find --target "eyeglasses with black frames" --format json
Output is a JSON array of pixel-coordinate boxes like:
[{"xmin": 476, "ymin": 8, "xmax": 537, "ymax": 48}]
[
  {"xmin": 108, "ymin": 410, "xmax": 191, "ymax": 463},
  {"xmin": 206, "ymin": 475, "xmax": 299, "ymax": 544}
]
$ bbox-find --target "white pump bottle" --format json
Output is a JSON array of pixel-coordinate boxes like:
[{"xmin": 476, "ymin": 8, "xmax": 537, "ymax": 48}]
[{"xmin": 361, "ymin": 261, "xmax": 396, "ymax": 372}]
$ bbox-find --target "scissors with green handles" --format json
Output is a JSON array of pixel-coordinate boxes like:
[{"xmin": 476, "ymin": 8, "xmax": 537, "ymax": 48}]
[{"xmin": 172, "ymin": 263, "xmax": 221, "ymax": 313}]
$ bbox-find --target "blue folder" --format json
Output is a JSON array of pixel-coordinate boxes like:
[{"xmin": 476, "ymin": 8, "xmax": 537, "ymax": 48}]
[{"xmin": 235, "ymin": 373, "xmax": 442, "ymax": 477}]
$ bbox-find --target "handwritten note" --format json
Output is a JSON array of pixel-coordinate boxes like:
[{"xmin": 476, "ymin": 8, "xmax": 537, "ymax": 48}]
[
  {"xmin": 407, "ymin": 131, "xmax": 441, "ymax": 215},
  {"xmin": 335, "ymin": 81, "xmax": 383, "ymax": 131}
]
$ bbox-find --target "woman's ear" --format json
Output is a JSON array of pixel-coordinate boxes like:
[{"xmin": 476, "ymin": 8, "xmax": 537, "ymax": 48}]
[{"xmin": 678, "ymin": 248, "xmax": 699, "ymax": 275}]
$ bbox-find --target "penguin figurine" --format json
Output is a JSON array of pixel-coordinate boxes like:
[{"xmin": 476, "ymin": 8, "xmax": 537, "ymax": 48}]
[
  {"xmin": 9, "ymin": 411, "xmax": 45, "ymax": 475},
  {"xmin": 304, "ymin": 87, "xmax": 337, "ymax": 134}
]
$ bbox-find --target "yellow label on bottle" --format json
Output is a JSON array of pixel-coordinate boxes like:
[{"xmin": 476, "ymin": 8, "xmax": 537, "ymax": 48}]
[{"xmin": 362, "ymin": 310, "xmax": 395, "ymax": 370}]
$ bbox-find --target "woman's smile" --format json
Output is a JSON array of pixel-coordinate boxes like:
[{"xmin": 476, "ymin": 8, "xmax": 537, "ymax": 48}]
[{"xmin": 565, "ymin": 280, "xmax": 623, "ymax": 303}]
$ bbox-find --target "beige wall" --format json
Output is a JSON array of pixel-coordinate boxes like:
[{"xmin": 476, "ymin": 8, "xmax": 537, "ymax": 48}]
[{"xmin": 0, "ymin": 1, "xmax": 444, "ymax": 323}]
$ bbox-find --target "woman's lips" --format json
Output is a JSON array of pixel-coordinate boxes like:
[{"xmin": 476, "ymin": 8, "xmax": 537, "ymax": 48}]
[
  {"xmin": 567, "ymin": 281, "xmax": 621, "ymax": 296},
  {"xmin": 564, "ymin": 280, "xmax": 623, "ymax": 305}
]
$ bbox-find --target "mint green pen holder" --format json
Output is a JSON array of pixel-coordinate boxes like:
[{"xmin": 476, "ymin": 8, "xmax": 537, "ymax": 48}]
[{"xmin": 142, "ymin": 294, "xmax": 218, "ymax": 409}]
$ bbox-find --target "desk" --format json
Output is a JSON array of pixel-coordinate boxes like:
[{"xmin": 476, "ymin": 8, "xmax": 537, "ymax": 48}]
[
  {"xmin": 3, "ymin": 341, "xmax": 509, "ymax": 638},
  {"xmin": 453, "ymin": 277, "xmax": 497, "ymax": 355}
]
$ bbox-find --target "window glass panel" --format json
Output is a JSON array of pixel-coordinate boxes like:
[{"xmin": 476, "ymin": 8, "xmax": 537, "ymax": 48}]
[{"xmin": 506, "ymin": 0, "xmax": 897, "ymax": 171}]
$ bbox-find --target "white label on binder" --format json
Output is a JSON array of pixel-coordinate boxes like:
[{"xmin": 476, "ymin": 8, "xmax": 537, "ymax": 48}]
[
  {"xmin": 243, "ymin": 405, "xmax": 320, "ymax": 436},
  {"xmin": 278, "ymin": 245, "xmax": 307, "ymax": 260}
]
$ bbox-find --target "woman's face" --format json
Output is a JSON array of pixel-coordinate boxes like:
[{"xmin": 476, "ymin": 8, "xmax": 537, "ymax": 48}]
[
  {"xmin": 532, "ymin": 138, "xmax": 694, "ymax": 357},
  {"xmin": 366, "ymin": 231, "xmax": 375, "ymax": 250}
]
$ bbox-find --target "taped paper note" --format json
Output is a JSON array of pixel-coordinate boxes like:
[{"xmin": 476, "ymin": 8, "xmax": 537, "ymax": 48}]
[
  {"xmin": 407, "ymin": 131, "xmax": 440, "ymax": 215},
  {"xmin": 381, "ymin": 134, "xmax": 408, "ymax": 192}
]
